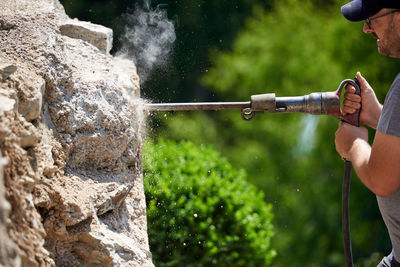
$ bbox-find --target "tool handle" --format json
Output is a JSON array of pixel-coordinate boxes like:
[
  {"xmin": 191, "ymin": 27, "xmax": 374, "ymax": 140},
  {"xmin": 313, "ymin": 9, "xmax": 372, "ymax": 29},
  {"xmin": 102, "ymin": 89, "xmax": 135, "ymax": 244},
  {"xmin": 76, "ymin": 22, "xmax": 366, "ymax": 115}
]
[{"xmin": 338, "ymin": 78, "xmax": 361, "ymax": 127}]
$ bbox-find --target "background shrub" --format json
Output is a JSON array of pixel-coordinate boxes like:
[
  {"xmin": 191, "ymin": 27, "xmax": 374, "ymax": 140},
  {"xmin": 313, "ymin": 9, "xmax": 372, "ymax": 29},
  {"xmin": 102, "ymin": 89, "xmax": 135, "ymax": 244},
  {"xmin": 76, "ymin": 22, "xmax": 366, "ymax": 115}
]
[{"xmin": 143, "ymin": 139, "xmax": 276, "ymax": 266}]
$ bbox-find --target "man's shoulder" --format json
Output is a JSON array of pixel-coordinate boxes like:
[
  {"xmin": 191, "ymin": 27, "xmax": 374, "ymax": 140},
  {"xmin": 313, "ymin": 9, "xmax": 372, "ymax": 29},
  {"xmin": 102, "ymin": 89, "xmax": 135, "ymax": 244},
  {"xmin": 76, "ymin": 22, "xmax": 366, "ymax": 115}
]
[
  {"xmin": 393, "ymin": 73, "xmax": 400, "ymax": 86},
  {"xmin": 377, "ymin": 73, "xmax": 400, "ymax": 136},
  {"xmin": 388, "ymin": 73, "xmax": 400, "ymax": 95}
]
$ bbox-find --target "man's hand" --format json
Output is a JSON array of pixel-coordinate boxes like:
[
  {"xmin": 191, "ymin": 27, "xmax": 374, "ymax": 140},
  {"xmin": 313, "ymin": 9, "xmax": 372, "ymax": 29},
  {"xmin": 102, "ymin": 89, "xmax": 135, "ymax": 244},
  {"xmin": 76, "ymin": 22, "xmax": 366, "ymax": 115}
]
[
  {"xmin": 335, "ymin": 122, "xmax": 369, "ymax": 160},
  {"xmin": 343, "ymin": 72, "xmax": 382, "ymax": 129}
]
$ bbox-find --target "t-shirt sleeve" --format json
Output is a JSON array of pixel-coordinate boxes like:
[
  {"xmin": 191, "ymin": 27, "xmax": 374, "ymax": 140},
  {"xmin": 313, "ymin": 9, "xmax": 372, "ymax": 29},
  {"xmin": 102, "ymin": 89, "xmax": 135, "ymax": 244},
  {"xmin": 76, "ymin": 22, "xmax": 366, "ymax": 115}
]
[{"xmin": 377, "ymin": 74, "xmax": 400, "ymax": 138}]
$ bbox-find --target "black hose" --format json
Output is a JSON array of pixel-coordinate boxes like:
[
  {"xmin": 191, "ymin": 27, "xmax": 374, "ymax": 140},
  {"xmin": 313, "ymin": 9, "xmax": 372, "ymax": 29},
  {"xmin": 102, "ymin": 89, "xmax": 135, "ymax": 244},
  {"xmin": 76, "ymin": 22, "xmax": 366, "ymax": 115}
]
[{"xmin": 342, "ymin": 160, "xmax": 354, "ymax": 267}]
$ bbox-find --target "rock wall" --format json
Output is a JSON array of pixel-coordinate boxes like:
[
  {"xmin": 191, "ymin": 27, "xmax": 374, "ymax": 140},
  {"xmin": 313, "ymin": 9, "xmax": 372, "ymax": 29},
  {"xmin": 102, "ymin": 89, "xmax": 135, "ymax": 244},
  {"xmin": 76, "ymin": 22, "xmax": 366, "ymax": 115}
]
[{"xmin": 0, "ymin": 0, "xmax": 152, "ymax": 266}]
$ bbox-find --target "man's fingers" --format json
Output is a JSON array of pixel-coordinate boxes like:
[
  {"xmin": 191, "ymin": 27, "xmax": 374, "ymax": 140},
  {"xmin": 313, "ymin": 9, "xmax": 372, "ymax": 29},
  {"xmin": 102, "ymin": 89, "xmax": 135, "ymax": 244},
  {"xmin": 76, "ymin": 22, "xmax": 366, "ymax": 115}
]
[
  {"xmin": 344, "ymin": 92, "xmax": 361, "ymax": 102},
  {"xmin": 342, "ymin": 106, "xmax": 357, "ymax": 114},
  {"xmin": 357, "ymin": 72, "xmax": 373, "ymax": 91},
  {"xmin": 345, "ymin": 84, "xmax": 356, "ymax": 93},
  {"xmin": 343, "ymin": 99, "xmax": 361, "ymax": 109},
  {"xmin": 342, "ymin": 98, "xmax": 361, "ymax": 114}
]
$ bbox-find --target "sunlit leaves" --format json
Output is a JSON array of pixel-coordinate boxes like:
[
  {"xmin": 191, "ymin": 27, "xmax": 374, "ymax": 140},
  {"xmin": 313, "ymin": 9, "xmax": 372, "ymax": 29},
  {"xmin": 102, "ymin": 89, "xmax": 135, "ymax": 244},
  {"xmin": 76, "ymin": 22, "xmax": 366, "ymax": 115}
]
[{"xmin": 143, "ymin": 140, "xmax": 276, "ymax": 266}]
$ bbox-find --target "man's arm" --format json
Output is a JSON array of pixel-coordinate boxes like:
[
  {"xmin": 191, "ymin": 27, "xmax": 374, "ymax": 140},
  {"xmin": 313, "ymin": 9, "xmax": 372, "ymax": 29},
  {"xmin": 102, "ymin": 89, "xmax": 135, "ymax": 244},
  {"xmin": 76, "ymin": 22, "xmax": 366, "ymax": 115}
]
[{"xmin": 336, "ymin": 123, "xmax": 400, "ymax": 197}]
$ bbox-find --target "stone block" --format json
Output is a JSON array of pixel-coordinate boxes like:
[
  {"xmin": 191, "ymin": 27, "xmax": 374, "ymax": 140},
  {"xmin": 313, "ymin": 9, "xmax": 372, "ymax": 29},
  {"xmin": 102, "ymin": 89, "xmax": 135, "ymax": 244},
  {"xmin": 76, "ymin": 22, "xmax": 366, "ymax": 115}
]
[
  {"xmin": 19, "ymin": 126, "xmax": 41, "ymax": 148},
  {"xmin": 113, "ymin": 57, "xmax": 140, "ymax": 98},
  {"xmin": 0, "ymin": 62, "xmax": 17, "ymax": 81},
  {"xmin": 59, "ymin": 19, "xmax": 113, "ymax": 54},
  {"xmin": 0, "ymin": 95, "xmax": 16, "ymax": 116},
  {"xmin": 17, "ymin": 75, "xmax": 45, "ymax": 122},
  {"xmin": 0, "ymin": 156, "xmax": 10, "ymax": 218}
]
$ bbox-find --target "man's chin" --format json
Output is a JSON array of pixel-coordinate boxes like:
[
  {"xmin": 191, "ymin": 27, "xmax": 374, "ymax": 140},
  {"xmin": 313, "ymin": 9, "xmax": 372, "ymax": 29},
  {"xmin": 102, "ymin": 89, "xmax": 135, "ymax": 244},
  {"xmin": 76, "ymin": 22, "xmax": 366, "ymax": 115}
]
[
  {"xmin": 378, "ymin": 47, "xmax": 400, "ymax": 58},
  {"xmin": 378, "ymin": 46, "xmax": 390, "ymax": 57}
]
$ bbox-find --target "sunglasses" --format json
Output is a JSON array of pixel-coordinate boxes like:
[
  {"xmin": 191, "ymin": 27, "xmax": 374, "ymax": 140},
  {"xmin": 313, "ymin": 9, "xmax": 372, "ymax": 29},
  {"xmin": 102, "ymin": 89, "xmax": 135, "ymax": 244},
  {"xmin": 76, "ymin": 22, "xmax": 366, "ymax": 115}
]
[{"xmin": 365, "ymin": 10, "xmax": 400, "ymax": 29}]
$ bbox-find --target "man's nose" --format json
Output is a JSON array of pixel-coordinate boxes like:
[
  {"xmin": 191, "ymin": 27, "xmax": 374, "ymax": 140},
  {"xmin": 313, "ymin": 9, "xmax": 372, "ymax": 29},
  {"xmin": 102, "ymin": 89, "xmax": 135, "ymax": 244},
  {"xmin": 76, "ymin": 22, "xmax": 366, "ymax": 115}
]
[{"xmin": 363, "ymin": 21, "xmax": 374, "ymax": 34}]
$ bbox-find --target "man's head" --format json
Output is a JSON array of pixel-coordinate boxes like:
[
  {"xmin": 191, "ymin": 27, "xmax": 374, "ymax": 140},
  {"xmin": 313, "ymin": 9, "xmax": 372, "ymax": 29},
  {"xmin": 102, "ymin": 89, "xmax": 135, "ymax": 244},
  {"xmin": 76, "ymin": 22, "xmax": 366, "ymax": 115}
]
[{"xmin": 341, "ymin": 0, "xmax": 400, "ymax": 58}]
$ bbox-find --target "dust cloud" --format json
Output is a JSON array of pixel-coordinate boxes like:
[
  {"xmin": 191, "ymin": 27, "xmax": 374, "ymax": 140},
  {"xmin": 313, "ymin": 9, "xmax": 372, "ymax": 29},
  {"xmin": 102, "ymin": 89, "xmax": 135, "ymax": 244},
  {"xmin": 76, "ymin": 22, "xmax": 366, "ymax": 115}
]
[{"xmin": 117, "ymin": 0, "xmax": 176, "ymax": 84}]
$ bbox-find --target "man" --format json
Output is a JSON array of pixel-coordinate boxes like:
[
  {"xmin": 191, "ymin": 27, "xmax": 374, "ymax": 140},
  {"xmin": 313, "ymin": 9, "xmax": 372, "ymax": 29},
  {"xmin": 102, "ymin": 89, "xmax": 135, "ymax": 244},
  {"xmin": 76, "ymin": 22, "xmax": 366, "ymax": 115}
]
[{"xmin": 335, "ymin": 0, "xmax": 400, "ymax": 265}]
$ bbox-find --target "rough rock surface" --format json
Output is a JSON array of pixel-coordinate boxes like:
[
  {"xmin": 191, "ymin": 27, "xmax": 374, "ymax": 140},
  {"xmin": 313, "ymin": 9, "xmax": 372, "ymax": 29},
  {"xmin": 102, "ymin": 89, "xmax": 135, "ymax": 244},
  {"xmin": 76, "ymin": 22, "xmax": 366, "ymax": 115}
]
[
  {"xmin": 0, "ymin": 0, "xmax": 152, "ymax": 266},
  {"xmin": 59, "ymin": 19, "xmax": 113, "ymax": 55}
]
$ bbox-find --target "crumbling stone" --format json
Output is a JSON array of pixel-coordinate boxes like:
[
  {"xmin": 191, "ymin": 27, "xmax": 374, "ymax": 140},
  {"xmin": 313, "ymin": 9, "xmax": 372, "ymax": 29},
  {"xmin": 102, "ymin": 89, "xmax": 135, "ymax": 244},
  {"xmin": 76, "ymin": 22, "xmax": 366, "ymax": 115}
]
[
  {"xmin": 0, "ymin": 153, "xmax": 21, "ymax": 267},
  {"xmin": 19, "ymin": 125, "xmax": 41, "ymax": 148},
  {"xmin": 60, "ymin": 19, "xmax": 113, "ymax": 54},
  {"xmin": 15, "ymin": 72, "xmax": 45, "ymax": 122},
  {"xmin": 0, "ymin": 62, "xmax": 17, "ymax": 81},
  {"xmin": 0, "ymin": 95, "xmax": 16, "ymax": 116},
  {"xmin": 0, "ymin": 0, "xmax": 152, "ymax": 266}
]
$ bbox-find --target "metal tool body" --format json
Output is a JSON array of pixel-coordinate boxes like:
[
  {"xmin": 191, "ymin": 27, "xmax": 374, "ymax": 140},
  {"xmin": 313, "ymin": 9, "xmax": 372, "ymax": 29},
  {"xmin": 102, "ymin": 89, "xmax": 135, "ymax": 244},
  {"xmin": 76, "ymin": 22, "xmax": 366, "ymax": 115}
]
[
  {"xmin": 145, "ymin": 93, "xmax": 337, "ymax": 114},
  {"xmin": 146, "ymin": 79, "xmax": 359, "ymax": 124},
  {"xmin": 146, "ymin": 101, "xmax": 251, "ymax": 111}
]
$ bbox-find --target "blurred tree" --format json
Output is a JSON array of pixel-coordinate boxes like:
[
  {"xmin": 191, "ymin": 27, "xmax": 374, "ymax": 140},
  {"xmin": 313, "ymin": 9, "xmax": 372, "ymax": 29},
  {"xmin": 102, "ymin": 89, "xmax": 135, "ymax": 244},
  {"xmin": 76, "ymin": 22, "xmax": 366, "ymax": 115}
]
[
  {"xmin": 143, "ymin": 139, "xmax": 276, "ymax": 266},
  {"xmin": 156, "ymin": 0, "xmax": 400, "ymax": 265}
]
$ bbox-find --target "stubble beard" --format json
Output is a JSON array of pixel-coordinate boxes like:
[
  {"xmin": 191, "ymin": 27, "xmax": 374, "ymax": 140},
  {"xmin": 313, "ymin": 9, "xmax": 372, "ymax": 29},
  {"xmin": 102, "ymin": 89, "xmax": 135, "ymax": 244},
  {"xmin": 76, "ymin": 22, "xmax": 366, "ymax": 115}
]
[{"xmin": 378, "ymin": 18, "xmax": 400, "ymax": 58}]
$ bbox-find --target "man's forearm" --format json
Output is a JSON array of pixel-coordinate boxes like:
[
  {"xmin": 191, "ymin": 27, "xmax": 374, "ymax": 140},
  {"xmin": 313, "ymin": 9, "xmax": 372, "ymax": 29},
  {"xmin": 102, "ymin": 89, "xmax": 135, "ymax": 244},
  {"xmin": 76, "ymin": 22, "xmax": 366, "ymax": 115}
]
[
  {"xmin": 349, "ymin": 135, "xmax": 400, "ymax": 197},
  {"xmin": 348, "ymin": 139, "xmax": 377, "ymax": 194},
  {"xmin": 366, "ymin": 103, "xmax": 382, "ymax": 129}
]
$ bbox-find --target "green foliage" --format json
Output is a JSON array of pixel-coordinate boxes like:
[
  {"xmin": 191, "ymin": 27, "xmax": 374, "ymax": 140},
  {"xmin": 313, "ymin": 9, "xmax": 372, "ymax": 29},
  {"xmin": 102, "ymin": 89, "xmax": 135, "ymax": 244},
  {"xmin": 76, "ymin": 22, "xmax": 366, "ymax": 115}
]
[
  {"xmin": 155, "ymin": 0, "xmax": 400, "ymax": 266},
  {"xmin": 143, "ymin": 139, "xmax": 276, "ymax": 266}
]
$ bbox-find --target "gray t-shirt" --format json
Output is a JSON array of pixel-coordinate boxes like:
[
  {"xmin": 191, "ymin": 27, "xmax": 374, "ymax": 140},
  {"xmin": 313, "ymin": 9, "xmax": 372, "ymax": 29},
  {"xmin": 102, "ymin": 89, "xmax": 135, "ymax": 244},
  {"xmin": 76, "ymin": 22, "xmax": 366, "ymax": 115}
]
[{"xmin": 376, "ymin": 73, "xmax": 400, "ymax": 261}]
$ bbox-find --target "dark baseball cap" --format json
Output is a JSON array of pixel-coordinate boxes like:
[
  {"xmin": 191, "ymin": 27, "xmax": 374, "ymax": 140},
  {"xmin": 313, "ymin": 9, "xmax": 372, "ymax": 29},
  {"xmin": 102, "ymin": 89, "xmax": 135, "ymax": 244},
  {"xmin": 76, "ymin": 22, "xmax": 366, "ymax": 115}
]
[{"xmin": 341, "ymin": 0, "xmax": 400, "ymax": 21}]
